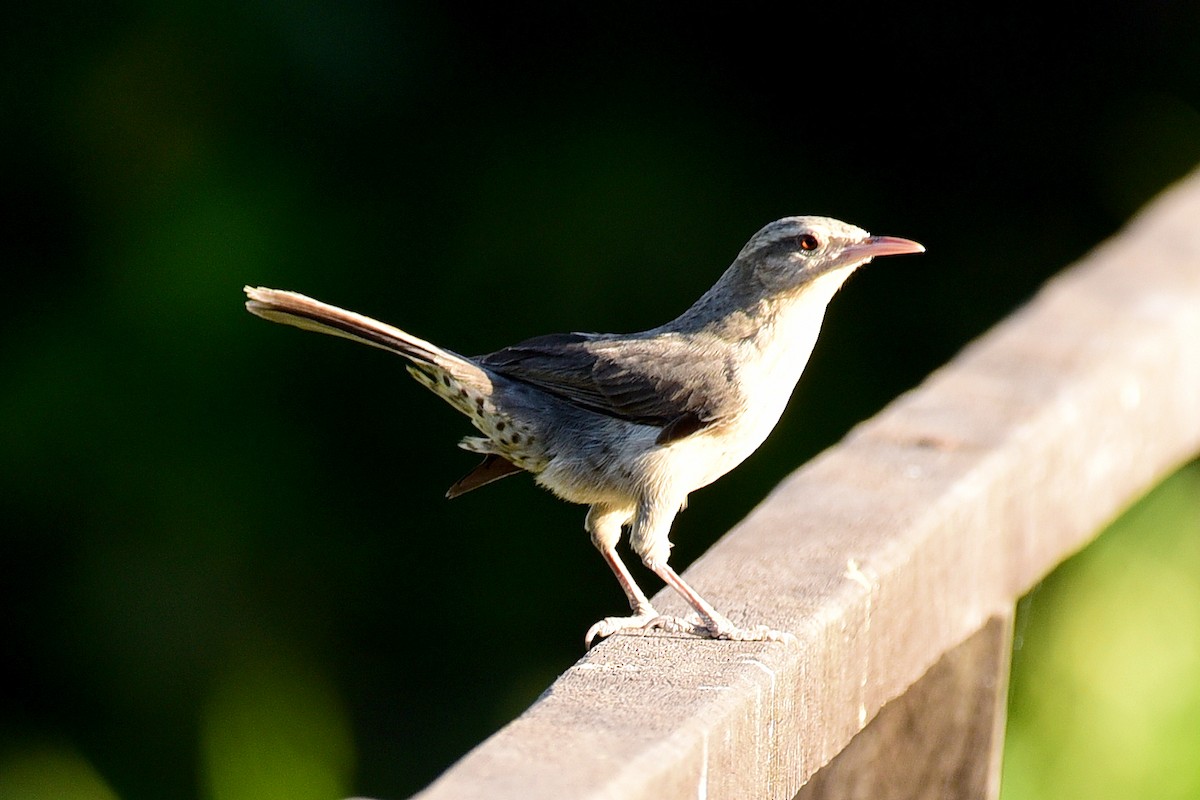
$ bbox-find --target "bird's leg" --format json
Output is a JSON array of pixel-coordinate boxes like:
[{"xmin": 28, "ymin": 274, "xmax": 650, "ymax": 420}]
[
  {"xmin": 632, "ymin": 498, "xmax": 793, "ymax": 643},
  {"xmin": 648, "ymin": 562, "xmax": 792, "ymax": 642},
  {"xmin": 646, "ymin": 561, "xmax": 735, "ymax": 633},
  {"xmin": 583, "ymin": 505, "xmax": 662, "ymax": 647},
  {"xmin": 600, "ymin": 544, "xmax": 656, "ymax": 615}
]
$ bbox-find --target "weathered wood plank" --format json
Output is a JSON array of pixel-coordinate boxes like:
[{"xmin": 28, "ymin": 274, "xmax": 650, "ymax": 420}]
[
  {"xmin": 407, "ymin": 169, "xmax": 1200, "ymax": 800},
  {"xmin": 796, "ymin": 612, "xmax": 1013, "ymax": 800}
]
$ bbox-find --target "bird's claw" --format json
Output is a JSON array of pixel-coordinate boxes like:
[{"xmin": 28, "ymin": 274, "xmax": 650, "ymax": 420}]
[
  {"xmin": 654, "ymin": 615, "xmax": 796, "ymax": 643},
  {"xmin": 709, "ymin": 623, "xmax": 796, "ymax": 643},
  {"xmin": 584, "ymin": 609, "xmax": 664, "ymax": 648},
  {"xmin": 586, "ymin": 611, "xmax": 795, "ymax": 647}
]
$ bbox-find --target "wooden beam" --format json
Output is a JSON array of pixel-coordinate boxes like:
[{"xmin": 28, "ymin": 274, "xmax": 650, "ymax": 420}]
[
  {"xmin": 796, "ymin": 612, "xmax": 1013, "ymax": 800},
  {"xmin": 405, "ymin": 169, "xmax": 1200, "ymax": 800}
]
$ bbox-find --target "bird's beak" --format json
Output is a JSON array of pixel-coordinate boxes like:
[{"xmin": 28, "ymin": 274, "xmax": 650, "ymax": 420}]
[{"xmin": 845, "ymin": 235, "xmax": 925, "ymax": 261}]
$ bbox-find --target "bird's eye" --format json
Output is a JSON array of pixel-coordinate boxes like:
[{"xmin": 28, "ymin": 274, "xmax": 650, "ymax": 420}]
[{"xmin": 798, "ymin": 233, "xmax": 821, "ymax": 252}]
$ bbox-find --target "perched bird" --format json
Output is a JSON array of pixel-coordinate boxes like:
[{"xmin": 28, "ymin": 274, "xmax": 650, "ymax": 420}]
[{"xmin": 245, "ymin": 216, "xmax": 923, "ymax": 645}]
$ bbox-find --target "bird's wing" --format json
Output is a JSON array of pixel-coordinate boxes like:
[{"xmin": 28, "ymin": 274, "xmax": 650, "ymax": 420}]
[{"xmin": 478, "ymin": 332, "xmax": 744, "ymax": 444}]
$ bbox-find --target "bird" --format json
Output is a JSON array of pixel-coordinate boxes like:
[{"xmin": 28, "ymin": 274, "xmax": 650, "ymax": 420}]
[{"xmin": 244, "ymin": 216, "xmax": 923, "ymax": 645}]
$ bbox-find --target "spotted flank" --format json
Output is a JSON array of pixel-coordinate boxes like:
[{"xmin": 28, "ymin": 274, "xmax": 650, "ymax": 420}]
[{"xmin": 405, "ymin": 364, "xmax": 544, "ymax": 472}]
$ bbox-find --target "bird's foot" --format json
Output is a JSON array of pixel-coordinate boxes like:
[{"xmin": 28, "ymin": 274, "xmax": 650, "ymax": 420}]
[
  {"xmin": 586, "ymin": 610, "xmax": 795, "ymax": 646},
  {"xmin": 585, "ymin": 607, "xmax": 664, "ymax": 648},
  {"xmin": 647, "ymin": 612, "xmax": 796, "ymax": 643},
  {"xmin": 708, "ymin": 623, "xmax": 795, "ymax": 643}
]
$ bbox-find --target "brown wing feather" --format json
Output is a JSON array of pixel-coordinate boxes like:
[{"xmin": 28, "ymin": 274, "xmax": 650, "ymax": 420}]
[{"xmin": 478, "ymin": 332, "xmax": 744, "ymax": 436}]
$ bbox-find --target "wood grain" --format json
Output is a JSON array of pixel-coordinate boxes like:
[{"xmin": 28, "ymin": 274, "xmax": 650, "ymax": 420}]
[{"xmin": 797, "ymin": 613, "xmax": 1013, "ymax": 800}]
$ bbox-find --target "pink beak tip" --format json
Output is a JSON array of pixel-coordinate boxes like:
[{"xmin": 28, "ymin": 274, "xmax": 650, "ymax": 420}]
[{"xmin": 862, "ymin": 235, "xmax": 925, "ymax": 258}]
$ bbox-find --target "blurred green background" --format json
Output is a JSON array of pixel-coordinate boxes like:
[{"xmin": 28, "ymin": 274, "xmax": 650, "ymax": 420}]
[{"xmin": 2, "ymin": 4, "xmax": 1199, "ymax": 799}]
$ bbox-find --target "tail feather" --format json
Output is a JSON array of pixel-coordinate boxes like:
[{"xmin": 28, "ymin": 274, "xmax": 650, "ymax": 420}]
[
  {"xmin": 246, "ymin": 286, "xmax": 527, "ymax": 495},
  {"xmin": 244, "ymin": 287, "xmax": 475, "ymax": 377}
]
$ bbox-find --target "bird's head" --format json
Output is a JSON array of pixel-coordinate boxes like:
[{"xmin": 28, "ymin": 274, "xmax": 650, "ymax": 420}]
[{"xmin": 737, "ymin": 216, "xmax": 924, "ymax": 296}]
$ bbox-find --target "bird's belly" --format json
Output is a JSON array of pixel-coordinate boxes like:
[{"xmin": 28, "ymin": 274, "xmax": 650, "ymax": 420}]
[
  {"xmin": 531, "ymin": 355, "xmax": 805, "ymax": 506},
  {"xmin": 671, "ymin": 406, "xmax": 788, "ymax": 490}
]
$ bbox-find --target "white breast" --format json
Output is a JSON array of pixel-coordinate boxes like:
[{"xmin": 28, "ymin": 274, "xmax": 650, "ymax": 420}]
[{"xmin": 660, "ymin": 267, "xmax": 855, "ymax": 493}]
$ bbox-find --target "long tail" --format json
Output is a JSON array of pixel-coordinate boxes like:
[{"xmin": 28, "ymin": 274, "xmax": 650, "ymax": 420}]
[
  {"xmin": 243, "ymin": 286, "xmax": 485, "ymax": 383},
  {"xmin": 246, "ymin": 287, "xmax": 533, "ymax": 497}
]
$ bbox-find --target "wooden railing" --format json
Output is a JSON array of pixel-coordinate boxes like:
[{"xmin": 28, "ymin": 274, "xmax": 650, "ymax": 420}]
[{"xmin": 390, "ymin": 168, "xmax": 1200, "ymax": 800}]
